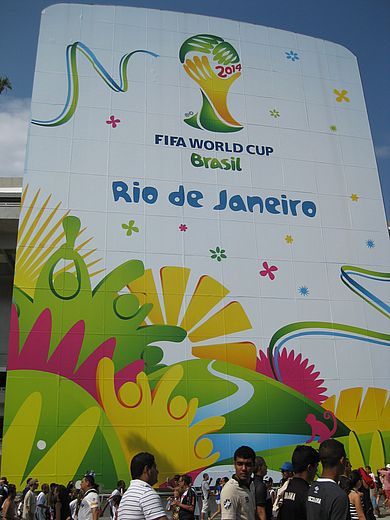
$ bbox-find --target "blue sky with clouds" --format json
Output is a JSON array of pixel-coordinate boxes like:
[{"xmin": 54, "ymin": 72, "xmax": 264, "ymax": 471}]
[{"xmin": 1, "ymin": 0, "xmax": 389, "ymax": 218}]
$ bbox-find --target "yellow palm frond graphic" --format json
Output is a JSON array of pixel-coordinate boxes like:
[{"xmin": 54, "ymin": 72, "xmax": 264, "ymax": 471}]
[
  {"xmin": 128, "ymin": 266, "xmax": 257, "ymax": 370},
  {"xmin": 15, "ymin": 185, "xmax": 104, "ymax": 296}
]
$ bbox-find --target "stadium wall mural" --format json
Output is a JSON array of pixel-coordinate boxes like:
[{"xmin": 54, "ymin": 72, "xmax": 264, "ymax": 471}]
[{"xmin": 3, "ymin": 4, "xmax": 389, "ymax": 489}]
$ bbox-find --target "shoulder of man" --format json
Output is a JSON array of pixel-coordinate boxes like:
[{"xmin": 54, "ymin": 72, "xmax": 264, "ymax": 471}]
[{"xmin": 83, "ymin": 490, "xmax": 99, "ymax": 507}]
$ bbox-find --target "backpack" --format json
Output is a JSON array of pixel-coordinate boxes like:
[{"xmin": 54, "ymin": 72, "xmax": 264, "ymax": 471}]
[{"xmin": 272, "ymin": 478, "xmax": 292, "ymax": 517}]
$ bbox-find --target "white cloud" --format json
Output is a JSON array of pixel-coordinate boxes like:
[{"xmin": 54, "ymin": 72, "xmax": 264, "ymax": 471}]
[
  {"xmin": 375, "ymin": 144, "xmax": 390, "ymax": 159},
  {"xmin": 0, "ymin": 97, "xmax": 30, "ymax": 177}
]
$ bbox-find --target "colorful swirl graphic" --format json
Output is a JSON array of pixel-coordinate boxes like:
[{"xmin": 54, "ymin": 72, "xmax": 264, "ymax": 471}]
[
  {"xmin": 268, "ymin": 266, "xmax": 390, "ymax": 382},
  {"xmin": 31, "ymin": 42, "xmax": 158, "ymax": 127},
  {"xmin": 179, "ymin": 34, "xmax": 243, "ymax": 133}
]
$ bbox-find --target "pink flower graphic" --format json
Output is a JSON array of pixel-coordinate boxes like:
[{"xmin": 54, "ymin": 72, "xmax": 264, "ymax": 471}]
[
  {"xmin": 179, "ymin": 224, "xmax": 188, "ymax": 232},
  {"xmin": 259, "ymin": 261, "xmax": 278, "ymax": 280},
  {"xmin": 106, "ymin": 115, "xmax": 120, "ymax": 128},
  {"xmin": 256, "ymin": 348, "xmax": 328, "ymax": 404}
]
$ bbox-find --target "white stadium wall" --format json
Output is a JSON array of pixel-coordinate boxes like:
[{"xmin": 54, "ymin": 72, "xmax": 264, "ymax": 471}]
[{"xmin": 3, "ymin": 3, "xmax": 390, "ymax": 488}]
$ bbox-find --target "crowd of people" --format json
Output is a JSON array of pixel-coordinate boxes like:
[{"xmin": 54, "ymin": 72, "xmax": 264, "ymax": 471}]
[
  {"xmin": 0, "ymin": 475, "xmax": 102, "ymax": 520},
  {"xmin": 115, "ymin": 443, "xmax": 390, "ymax": 520},
  {"xmin": 1, "ymin": 441, "xmax": 390, "ymax": 520}
]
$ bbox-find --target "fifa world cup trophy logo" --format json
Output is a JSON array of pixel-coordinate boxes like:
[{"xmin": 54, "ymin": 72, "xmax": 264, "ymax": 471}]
[{"xmin": 179, "ymin": 34, "xmax": 243, "ymax": 133}]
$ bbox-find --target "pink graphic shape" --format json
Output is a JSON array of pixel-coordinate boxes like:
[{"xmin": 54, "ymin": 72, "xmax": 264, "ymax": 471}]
[
  {"xmin": 259, "ymin": 261, "xmax": 278, "ymax": 280},
  {"xmin": 305, "ymin": 410, "xmax": 337, "ymax": 443},
  {"xmin": 8, "ymin": 304, "xmax": 143, "ymax": 400},
  {"xmin": 256, "ymin": 348, "xmax": 328, "ymax": 404},
  {"xmin": 179, "ymin": 224, "xmax": 188, "ymax": 232},
  {"xmin": 106, "ymin": 115, "xmax": 120, "ymax": 128}
]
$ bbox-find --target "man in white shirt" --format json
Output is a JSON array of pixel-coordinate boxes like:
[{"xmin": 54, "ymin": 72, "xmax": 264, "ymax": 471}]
[
  {"xmin": 118, "ymin": 452, "xmax": 166, "ymax": 520},
  {"xmin": 76, "ymin": 475, "xmax": 100, "ymax": 520},
  {"xmin": 221, "ymin": 446, "xmax": 256, "ymax": 520},
  {"xmin": 201, "ymin": 474, "xmax": 212, "ymax": 520},
  {"xmin": 22, "ymin": 478, "xmax": 39, "ymax": 520}
]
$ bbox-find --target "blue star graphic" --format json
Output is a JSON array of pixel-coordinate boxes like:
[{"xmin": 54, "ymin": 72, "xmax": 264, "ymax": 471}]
[
  {"xmin": 285, "ymin": 50, "xmax": 299, "ymax": 62},
  {"xmin": 298, "ymin": 286, "xmax": 309, "ymax": 296}
]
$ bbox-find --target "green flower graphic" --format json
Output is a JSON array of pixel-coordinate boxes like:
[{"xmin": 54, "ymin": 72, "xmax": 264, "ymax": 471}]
[
  {"xmin": 210, "ymin": 246, "xmax": 227, "ymax": 262},
  {"xmin": 122, "ymin": 220, "xmax": 139, "ymax": 236}
]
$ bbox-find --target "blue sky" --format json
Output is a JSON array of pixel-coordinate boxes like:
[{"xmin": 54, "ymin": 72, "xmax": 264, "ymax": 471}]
[{"xmin": 1, "ymin": 0, "xmax": 389, "ymax": 218}]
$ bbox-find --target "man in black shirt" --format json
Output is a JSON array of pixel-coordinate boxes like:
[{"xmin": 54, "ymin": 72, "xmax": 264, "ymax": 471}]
[
  {"xmin": 307, "ymin": 439, "xmax": 349, "ymax": 520},
  {"xmin": 278, "ymin": 445, "xmax": 319, "ymax": 520},
  {"xmin": 252, "ymin": 456, "xmax": 268, "ymax": 520},
  {"xmin": 175, "ymin": 475, "xmax": 196, "ymax": 520}
]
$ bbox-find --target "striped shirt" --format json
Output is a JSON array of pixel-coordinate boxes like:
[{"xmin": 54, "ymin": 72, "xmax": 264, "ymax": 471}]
[
  {"xmin": 349, "ymin": 503, "xmax": 358, "ymax": 520},
  {"xmin": 118, "ymin": 480, "xmax": 165, "ymax": 520}
]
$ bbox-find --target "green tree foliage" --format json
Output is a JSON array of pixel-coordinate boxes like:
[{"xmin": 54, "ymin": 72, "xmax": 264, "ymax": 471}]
[{"xmin": 0, "ymin": 76, "xmax": 12, "ymax": 94}]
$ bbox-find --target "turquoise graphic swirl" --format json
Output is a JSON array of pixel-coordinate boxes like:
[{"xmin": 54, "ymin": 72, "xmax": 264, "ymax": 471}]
[
  {"xmin": 32, "ymin": 42, "xmax": 158, "ymax": 127},
  {"xmin": 268, "ymin": 266, "xmax": 390, "ymax": 382}
]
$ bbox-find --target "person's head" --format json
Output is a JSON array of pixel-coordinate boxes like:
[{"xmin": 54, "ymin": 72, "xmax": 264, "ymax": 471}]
[
  {"xmin": 70, "ymin": 489, "xmax": 79, "ymax": 500},
  {"xmin": 233, "ymin": 446, "xmax": 256, "ymax": 483},
  {"xmin": 7, "ymin": 485, "xmax": 16, "ymax": 499},
  {"xmin": 41, "ymin": 484, "xmax": 49, "ymax": 494},
  {"xmin": 280, "ymin": 462, "xmax": 293, "ymax": 479},
  {"xmin": 57, "ymin": 485, "xmax": 69, "ymax": 503},
  {"xmin": 221, "ymin": 477, "xmax": 229, "ymax": 486},
  {"xmin": 292, "ymin": 445, "xmax": 319, "ymax": 481},
  {"xmin": 203, "ymin": 473, "xmax": 209, "ymax": 481},
  {"xmin": 130, "ymin": 452, "xmax": 158, "ymax": 486},
  {"xmin": 66, "ymin": 481, "xmax": 74, "ymax": 493},
  {"xmin": 365, "ymin": 466, "xmax": 371, "ymax": 473},
  {"xmin": 80, "ymin": 475, "xmax": 95, "ymax": 493},
  {"xmin": 50, "ymin": 483, "xmax": 57, "ymax": 492},
  {"xmin": 178, "ymin": 474, "xmax": 191, "ymax": 491},
  {"xmin": 117, "ymin": 480, "xmax": 126, "ymax": 491},
  {"xmin": 264, "ymin": 476, "xmax": 273, "ymax": 489},
  {"xmin": 0, "ymin": 477, "xmax": 8, "ymax": 486},
  {"xmin": 173, "ymin": 487, "xmax": 180, "ymax": 499},
  {"xmin": 344, "ymin": 458, "xmax": 352, "ymax": 476},
  {"xmin": 319, "ymin": 439, "xmax": 346, "ymax": 478},
  {"xmin": 26, "ymin": 478, "xmax": 32, "ymax": 487},
  {"xmin": 349, "ymin": 470, "xmax": 362, "ymax": 491},
  {"xmin": 254, "ymin": 456, "xmax": 267, "ymax": 478},
  {"xmin": 29, "ymin": 479, "xmax": 39, "ymax": 490}
]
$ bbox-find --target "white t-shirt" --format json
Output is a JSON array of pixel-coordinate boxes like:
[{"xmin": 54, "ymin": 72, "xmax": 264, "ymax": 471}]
[
  {"xmin": 36, "ymin": 492, "xmax": 47, "ymax": 520},
  {"xmin": 221, "ymin": 477, "xmax": 255, "ymax": 520},
  {"xmin": 201, "ymin": 481, "xmax": 210, "ymax": 500},
  {"xmin": 109, "ymin": 489, "xmax": 121, "ymax": 517},
  {"xmin": 69, "ymin": 499, "xmax": 78, "ymax": 520},
  {"xmin": 22, "ymin": 489, "xmax": 37, "ymax": 519},
  {"xmin": 118, "ymin": 480, "xmax": 165, "ymax": 520},
  {"xmin": 77, "ymin": 489, "xmax": 99, "ymax": 520}
]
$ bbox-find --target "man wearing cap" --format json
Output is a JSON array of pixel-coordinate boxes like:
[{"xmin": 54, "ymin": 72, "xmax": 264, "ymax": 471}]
[
  {"xmin": 221, "ymin": 446, "xmax": 256, "ymax": 520},
  {"xmin": 279, "ymin": 462, "xmax": 293, "ymax": 487},
  {"xmin": 272, "ymin": 463, "xmax": 294, "ymax": 517},
  {"xmin": 22, "ymin": 479, "xmax": 39, "ymax": 520}
]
